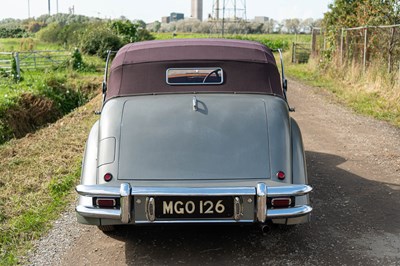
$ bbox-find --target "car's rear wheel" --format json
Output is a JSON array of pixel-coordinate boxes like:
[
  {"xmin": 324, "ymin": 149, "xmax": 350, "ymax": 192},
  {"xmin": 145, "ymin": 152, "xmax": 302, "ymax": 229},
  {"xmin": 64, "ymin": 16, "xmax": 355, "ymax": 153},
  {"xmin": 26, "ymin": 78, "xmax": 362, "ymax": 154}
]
[{"xmin": 97, "ymin": 225, "xmax": 115, "ymax": 232}]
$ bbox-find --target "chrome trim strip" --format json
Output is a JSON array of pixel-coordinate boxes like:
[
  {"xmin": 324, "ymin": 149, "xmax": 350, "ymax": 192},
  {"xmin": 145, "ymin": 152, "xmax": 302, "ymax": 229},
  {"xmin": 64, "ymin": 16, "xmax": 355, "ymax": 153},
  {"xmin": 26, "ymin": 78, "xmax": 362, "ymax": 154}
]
[
  {"xmin": 76, "ymin": 183, "xmax": 256, "ymax": 197},
  {"xmin": 76, "ymin": 205, "xmax": 120, "ymax": 219},
  {"xmin": 256, "ymin": 183, "xmax": 267, "ymax": 222},
  {"xmin": 76, "ymin": 185, "xmax": 120, "ymax": 197},
  {"xmin": 130, "ymin": 187, "xmax": 256, "ymax": 196},
  {"xmin": 268, "ymin": 185, "xmax": 312, "ymax": 197},
  {"xmin": 76, "ymin": 185, "xmax": 311, "ymax": 198},
  {"xmin": 120, "ymin": 183, "xmax": 132, "ymax": 223},
  {"xmin": 267, "ymin": 205, "xmax": 312, "ymax": 218},
  {"xmin": 146, "ymin": 197, "xmax": 156, "ymax": 222},
  {"xmin": 233, "ymin": 196, "xmax": 242, "ymax": 221}
]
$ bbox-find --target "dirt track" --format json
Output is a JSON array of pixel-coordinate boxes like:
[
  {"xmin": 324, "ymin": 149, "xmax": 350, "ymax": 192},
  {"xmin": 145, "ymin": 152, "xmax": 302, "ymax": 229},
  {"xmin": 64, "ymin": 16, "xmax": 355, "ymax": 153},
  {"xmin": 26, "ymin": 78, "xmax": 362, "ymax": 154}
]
[{"xmin": 29, "ymin": 79, "xmax": 400, "ymax": 266}]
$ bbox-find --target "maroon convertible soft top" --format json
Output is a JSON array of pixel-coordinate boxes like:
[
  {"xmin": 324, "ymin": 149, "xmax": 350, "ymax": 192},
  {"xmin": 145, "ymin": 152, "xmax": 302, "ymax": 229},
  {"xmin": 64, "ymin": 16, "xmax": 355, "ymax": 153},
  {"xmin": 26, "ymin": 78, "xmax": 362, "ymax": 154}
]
[{"xmin": 106, "ymin": 39, "xmax": 283, "ymax": 100}]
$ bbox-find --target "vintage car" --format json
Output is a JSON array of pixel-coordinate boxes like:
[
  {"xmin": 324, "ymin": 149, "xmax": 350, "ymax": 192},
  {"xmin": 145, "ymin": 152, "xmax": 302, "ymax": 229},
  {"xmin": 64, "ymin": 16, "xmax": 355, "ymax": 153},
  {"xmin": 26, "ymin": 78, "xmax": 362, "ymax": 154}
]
[{"xmin": 75, "ymin": 39, "xmax": 312, "ymax": 232}]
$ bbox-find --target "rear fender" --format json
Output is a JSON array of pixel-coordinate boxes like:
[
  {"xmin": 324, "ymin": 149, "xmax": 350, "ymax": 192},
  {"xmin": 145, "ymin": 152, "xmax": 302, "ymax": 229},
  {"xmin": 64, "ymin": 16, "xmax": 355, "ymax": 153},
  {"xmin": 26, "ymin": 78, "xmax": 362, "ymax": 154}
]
[
  {"xmin": 77, "ymin": 120, "xmax": 100, "ymax": 225},
  {"xmin": 290, "ymin": 118, "xmax": 310, "ymax": 209},
  {"xmin": 80, "ymin": 120, "xmax": 99, "ymax": 185},
  {"xmin": 290, "ymin": 117, "xmax": 307, "ymax": 184}
]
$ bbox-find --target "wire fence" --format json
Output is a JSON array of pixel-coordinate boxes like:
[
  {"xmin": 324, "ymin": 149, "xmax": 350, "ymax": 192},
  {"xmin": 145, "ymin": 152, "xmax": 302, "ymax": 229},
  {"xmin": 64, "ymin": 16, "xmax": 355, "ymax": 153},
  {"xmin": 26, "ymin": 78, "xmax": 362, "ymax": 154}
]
[
  {"xmin": 0, "ymin": 52, "xmax": 13, "ymax": 75},
  {"xmin": 311, "ymin": 24, "xmax": 400, "ymax": 75},
  {"xmin": 291, "ymin": 42, "xmax": 311, "ymax": 64}
]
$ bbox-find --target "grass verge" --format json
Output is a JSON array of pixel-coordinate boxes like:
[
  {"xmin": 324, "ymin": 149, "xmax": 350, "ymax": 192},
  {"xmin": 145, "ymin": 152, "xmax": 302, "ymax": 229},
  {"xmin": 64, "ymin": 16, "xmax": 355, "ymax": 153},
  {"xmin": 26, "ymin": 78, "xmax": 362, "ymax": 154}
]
[
  {"xmin": 0, "ymin": 70, "xmax": 102, "ymax": 144},
  {"xmin": 0, "ymin": 94, "xmax": 101, "ymax": 265},
  {"xmin": 284, "ymin": 54, "xmax": 400, "ymax": 127}
]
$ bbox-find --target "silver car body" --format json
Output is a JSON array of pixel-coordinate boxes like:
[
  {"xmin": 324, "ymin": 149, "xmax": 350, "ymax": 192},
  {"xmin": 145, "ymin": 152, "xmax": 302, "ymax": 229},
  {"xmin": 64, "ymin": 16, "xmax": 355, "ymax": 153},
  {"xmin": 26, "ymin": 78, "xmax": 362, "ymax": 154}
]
[{"xmin": 76, "ymin": 39, "xmax": 312, "ymax": 227}]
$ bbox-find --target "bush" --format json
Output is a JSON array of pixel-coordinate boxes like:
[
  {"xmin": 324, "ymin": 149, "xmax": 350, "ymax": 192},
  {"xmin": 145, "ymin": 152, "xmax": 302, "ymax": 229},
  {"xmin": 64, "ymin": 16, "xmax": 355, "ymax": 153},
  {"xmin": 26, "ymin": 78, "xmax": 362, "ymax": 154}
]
[
  {"xmin": 0, "ymin": 27, "xmax": 27, "ymax": 38},
  {"xmin": 78, "ymin": 24, "xmax": 122, "ymax": 58},
  {"xmin": 37, "ymin": 22, "xmax": 83, "ymax": 46},
  {"xmin": 38, "ymin": 73, "xmax": 88, "ymax": 114},
  {"xmin": 70, "ymin": 48, "xmax": 83, "ymax": 70},
  {"xmin": 36, "ymin": 22, "xmax": 62, "ymax": 43}
]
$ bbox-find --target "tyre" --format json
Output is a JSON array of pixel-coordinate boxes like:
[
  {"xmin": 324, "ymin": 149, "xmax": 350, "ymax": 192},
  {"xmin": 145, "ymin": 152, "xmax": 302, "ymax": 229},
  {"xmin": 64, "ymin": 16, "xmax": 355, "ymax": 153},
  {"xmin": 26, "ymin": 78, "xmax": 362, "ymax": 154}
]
[{"xmin": 97, "ymin": 225, "xmax": 115, "ymax": 232}]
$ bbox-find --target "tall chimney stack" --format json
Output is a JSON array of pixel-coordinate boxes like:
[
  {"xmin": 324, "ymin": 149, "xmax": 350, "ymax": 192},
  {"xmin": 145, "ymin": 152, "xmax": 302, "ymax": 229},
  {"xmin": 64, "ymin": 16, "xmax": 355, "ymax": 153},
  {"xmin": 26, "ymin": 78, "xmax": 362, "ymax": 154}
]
[{"xmin": 191, "ymin": 0, "xmax": 203, "ymax": 21}]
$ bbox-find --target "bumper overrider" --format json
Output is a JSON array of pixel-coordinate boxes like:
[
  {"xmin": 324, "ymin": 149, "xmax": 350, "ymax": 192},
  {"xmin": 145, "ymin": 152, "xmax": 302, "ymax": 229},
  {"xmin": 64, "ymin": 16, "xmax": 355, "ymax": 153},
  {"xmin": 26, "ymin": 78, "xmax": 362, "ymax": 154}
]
[{"xmin": 76, "ymin": 183, "xmax": 312, "ymax": 224}]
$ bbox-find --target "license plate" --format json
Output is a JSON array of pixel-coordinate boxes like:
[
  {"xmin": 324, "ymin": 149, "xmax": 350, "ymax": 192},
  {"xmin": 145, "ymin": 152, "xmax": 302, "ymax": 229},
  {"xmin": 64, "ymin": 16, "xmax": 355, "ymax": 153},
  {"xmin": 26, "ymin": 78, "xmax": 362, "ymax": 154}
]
[{"xmin": 154, "ymin": 196, "xmax": 234, "ymax": 219}]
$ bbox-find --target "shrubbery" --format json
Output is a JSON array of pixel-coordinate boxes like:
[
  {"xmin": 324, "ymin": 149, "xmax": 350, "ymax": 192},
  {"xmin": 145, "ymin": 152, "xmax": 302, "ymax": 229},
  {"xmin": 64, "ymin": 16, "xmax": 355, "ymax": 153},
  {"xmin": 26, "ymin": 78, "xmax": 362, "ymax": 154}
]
[
  {"xmin": 0, "ymin": 27, "xmax": 27, "ymax": 38},
  {"xmin": 36, "ymin": 19, "xmax": 154, "ymax": 58},
  {"xmin": 78, "ymin": 23, "xmax": 123, "ymax": 58}
]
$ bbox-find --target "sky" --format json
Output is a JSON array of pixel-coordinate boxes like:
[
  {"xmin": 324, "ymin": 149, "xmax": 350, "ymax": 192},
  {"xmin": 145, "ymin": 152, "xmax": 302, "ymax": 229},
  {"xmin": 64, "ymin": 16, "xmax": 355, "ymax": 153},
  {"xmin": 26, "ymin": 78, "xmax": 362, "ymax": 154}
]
[{"xmin": 0, "ymin": 0, "xmax": 333, "ymax": 22}]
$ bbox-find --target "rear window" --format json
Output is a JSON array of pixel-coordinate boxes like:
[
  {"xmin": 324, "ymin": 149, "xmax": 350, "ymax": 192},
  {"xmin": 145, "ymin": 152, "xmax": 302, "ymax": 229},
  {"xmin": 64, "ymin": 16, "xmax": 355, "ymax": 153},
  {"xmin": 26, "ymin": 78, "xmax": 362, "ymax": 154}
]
[{"xmin": 166, "ymin": 68, "xmax": 223, "ymax": 85}]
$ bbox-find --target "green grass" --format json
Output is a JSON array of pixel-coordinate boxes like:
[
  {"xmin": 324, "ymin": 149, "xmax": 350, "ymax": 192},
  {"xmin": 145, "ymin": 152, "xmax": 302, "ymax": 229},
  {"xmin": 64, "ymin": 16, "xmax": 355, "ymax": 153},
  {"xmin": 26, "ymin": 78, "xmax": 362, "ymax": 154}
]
[
  {"xmin": 0, "ymin": 38, "xmax": 62, "ymax": 52},
  {"xmin": 284, "ymin": 54, "xmax": 400, "ymax": 127},
  {"xmin": 0, "ymin": 94, "xmax": 100, "ymax": 264},
  {"xmin": 1, "ymin": 163, "xmax": 81, "ymax": 264}
]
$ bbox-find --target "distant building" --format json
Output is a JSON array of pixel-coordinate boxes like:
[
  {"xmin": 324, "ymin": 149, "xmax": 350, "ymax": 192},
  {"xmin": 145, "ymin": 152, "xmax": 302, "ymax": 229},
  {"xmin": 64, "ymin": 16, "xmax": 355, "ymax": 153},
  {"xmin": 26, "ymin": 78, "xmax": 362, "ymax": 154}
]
[
  {"xmin": 162, "ymin": 16, "xmax": 170, "ymax": 23},
  {"xmin": 170, "ymin": 13, "xmax": 184, "ymax": 22},
  {"xmin": 254, "ymin": 16, "xmax": 269, "ymax": 23},
  {"xmin": 191, "ymin": 0, "xmax": 203, "ymax": 21}
]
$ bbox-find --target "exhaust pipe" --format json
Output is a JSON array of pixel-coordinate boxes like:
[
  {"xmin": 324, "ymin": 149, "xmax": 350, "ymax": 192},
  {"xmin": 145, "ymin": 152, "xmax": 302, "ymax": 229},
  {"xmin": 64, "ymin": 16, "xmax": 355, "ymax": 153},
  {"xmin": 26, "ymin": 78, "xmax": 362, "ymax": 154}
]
[{"xmin": 260, "ymin": 224, "xmax": 271, "ymax": 234}]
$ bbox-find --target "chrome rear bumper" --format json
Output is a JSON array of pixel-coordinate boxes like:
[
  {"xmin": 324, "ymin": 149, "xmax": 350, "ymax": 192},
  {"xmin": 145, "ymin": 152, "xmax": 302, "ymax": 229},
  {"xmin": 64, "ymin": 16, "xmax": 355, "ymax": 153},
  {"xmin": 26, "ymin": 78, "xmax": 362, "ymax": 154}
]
[{"xmin": 76, "ymin": 183, "xmax": 312, "ymax": 224}]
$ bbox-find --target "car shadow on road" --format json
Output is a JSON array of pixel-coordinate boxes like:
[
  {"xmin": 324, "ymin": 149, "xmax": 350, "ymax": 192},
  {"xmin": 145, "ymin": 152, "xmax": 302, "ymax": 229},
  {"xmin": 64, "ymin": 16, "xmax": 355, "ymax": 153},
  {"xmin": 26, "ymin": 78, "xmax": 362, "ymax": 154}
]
[{"xmin": 104, "ymin": 151, "xmax": 400, "ymax": 265}]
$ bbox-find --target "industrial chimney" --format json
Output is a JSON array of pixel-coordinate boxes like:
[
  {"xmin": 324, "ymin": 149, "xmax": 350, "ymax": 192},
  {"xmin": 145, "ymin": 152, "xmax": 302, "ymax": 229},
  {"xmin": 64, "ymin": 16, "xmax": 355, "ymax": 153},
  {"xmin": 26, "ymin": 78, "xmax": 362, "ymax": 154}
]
[{"xmin": 191, "ymin": 0, "xmax": 203, "ymax": 21}]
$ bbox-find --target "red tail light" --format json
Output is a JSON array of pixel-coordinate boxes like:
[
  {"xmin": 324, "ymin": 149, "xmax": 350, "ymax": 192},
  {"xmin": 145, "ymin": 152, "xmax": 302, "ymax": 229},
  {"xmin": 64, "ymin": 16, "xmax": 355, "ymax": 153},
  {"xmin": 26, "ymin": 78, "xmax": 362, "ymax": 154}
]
[
  {"xmin": 104, "ymin": 173, "xmax": 113, "ymax": 182},
  {"xmin": 96, "ymin": 198, "xmax": 116, "ymax": 208},
  {"xmin": 271, "ymin": 198, "xmax": 291, "ymax": 208},
  {"xmin": 276, "ymin": 171, "xmax": 286, "ymax": 180}
]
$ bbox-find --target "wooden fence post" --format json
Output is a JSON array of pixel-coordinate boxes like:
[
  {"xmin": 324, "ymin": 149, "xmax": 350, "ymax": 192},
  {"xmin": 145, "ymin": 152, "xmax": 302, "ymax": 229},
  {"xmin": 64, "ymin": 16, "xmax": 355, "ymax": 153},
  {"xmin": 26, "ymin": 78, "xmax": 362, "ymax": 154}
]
[
  {"xmin": 14, "ymin": 52, "xmax": 20, "ymax": 81},
  {"xmin": 363, "ymin": 27, "xmax": 368, "ymax": 73},
  {"xmin": 311, "ymin": 28, "xmax": 316, "ymax": 55},
  {"xmin": 340, "ymin": 28, "xmax": 344, "ymax": 64},
  {"xmin": 388, "ymin": 26, "xmax": 395, "ymax": 73},
  {"xmin": 292, "ymin": 42, "xmax": 296, "ymax": 63}
]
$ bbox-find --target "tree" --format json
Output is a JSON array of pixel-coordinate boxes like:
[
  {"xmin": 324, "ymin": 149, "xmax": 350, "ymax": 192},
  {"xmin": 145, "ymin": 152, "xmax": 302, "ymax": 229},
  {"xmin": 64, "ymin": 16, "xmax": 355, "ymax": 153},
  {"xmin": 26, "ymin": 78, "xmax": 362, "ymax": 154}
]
[
  {"xmin": 284, "ymin": 18, "xmax": 301, "ymax": 34},
  {"xmin": 301, "ymin": 18, "xmax": 314, "ymax": 33},
  {"xmin": 262, "ymin": 19, "xmax": 276, "ymax": 34}
]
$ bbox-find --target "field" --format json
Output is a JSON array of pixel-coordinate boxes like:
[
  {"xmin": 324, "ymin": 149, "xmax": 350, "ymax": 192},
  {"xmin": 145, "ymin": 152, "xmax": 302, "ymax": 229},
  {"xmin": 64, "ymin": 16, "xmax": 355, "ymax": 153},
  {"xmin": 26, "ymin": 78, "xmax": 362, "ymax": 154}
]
[
  {"xmin": 154, "ymin": 32, "xmax": 311, "ymax": 50},
  {"xmin": 0, "ymin": 38, "xmax": 62, "ymax": 52}
]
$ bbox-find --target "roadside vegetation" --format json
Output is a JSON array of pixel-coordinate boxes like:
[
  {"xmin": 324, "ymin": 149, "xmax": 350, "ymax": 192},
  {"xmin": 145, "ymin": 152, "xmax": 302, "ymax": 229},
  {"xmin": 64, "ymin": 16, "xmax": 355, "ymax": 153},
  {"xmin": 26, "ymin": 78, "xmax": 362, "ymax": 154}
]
[
  {"xmin": 0, "ymin": 50, "xmax": 103, "ymax": 144},
  {"xmin": 287, "ymin": 0, "xmax": 399, "ymax": 127},
  {"xmin": 0, "ymin": 16, "xmax": 155, "ymax": 145},
  {"xmin": 0, "ymin": 94, "xmax": 100, "ymax": 265},
  {"xmin": 285, "ymin": 56, "xmax": 400, "ymax": 126}
]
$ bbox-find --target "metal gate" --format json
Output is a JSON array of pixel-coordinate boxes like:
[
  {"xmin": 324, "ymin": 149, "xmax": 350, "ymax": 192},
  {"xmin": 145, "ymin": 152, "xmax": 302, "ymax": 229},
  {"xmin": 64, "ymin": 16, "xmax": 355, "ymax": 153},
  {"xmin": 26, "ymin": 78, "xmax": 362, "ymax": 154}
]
[{"xmin": 292, "ymin": 42, "xmax": 311, "ymax": 64}]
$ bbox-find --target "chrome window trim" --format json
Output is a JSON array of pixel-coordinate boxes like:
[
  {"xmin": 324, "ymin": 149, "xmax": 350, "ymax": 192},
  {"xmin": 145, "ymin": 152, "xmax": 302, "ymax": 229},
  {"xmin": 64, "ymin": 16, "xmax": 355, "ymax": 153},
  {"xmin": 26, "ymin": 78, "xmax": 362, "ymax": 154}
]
[{"xmin": 166, "ymin": 67, "xmax": 224, "ymax": 85}]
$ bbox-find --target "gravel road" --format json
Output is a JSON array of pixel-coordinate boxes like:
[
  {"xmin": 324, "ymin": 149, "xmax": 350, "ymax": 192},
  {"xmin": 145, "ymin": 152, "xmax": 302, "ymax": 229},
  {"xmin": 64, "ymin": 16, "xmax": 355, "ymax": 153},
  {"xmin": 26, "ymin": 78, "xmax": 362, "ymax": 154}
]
[{"xmin": 27, "ymin": 78, "xmax": 400, "ymax": 266}]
